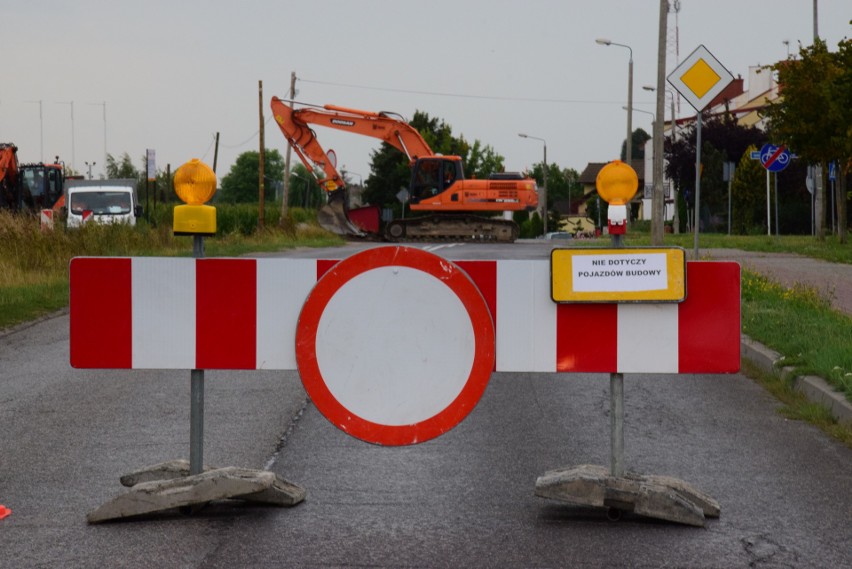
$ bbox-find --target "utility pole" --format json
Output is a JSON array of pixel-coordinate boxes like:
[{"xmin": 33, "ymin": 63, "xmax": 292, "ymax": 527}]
[
  {"xmin": 258, "ymin": 80, "xmax": 265, "ymax": 228},
  {"xmin": 651, "ymin": 0, "xmax": 668, "ymax": 245},
  {"xmin": 813, "ymin": 0, "xmax": 818, "ymax": 41},
  {"xmin": 280, "ymin": 71, "xmax": 297, "ymax": 223}
]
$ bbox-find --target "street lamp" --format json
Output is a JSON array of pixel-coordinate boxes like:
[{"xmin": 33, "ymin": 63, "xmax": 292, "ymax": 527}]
[
  {"xmin": 342, "ymin": 168, "xmax": 363, "ymax": 208},
  {"xmin": 642, "ymin": 85, "xmax": 677, "ymax": 142},
  {"xmin": 518, "ymin": 133, "xmax": 548, "ymax": 234},
  {"xmin": 623, "ymin": 106, "xmax": 654, "ymax": 122},
  {"xmin": 596, "ymin": 38, "xmax": 633, "ymax": 166}
]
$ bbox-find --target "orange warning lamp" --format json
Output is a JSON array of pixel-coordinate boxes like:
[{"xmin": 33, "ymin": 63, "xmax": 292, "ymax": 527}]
[
  {"xmin": 173, "ymin": 158, "xmax": 217, "ymax": 236},
  {"xmin": 596, "ymin": 160, "xmax": 638, "ymax": 235}
]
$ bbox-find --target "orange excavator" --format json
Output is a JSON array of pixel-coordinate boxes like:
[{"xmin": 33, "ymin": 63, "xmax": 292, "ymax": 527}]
[{"xmin": 270, "ymin": 98, "xmax": 539, "ymax": 241}]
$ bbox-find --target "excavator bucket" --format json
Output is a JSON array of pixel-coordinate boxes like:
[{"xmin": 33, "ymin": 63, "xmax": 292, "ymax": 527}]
[{"xmin": 317, "ymin": 191, "xmax": 366, "ymax": 237}]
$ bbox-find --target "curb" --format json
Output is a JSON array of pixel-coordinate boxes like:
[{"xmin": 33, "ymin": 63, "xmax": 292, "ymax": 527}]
[
  {"xmin": 741, "ymin": 335, "xmax": 852, "ymax": 426},
  {"xmin": 0, "ymin": 308, "xmax": 69, "ymax": 340}
]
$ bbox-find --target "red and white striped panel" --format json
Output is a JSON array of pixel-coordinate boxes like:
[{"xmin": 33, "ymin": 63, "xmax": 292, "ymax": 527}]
[
  {"xmin": 70, "ymin": 257, "xmax": 318, "ymax": 370},
  {"xmin": 455, "ymin": 259, "xmax": 740, "ymax": 374},
  {"xmin": 70, "ymin": 255, "xmax": 739, "ymax": 373}
]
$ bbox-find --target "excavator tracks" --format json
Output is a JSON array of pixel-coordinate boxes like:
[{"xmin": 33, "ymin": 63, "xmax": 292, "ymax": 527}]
[{"xmin": 384, "ymin": 215, "xmax": 519, "ymax": 243}]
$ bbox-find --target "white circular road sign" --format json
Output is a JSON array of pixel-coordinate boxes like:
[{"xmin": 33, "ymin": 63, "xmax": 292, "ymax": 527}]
[{"xmin": 295, "ymin": 246, "xmax": 495, "ymax": 446}]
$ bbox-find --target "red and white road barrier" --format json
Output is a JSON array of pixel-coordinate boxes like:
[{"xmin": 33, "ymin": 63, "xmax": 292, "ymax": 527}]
[
  {"xmin": 70, "ymin": 249, "xmax": 740, "ymax": 374},
  {"xmin": 70, "ymin": 247, "xmax": 739, "ymax": 445},
  {"xmin": 40, "ymin": 209, "xmax": 54, "ymax": 230}
]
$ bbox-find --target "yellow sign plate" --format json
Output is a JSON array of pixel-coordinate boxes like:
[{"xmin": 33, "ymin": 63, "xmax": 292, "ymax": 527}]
[
  {"xmin": 551, "ymin": 247, "xmax": 686, "ymax": 303},
  {"xmin": 667, "ymin": 44, "xmax": 733, "ymax": 112},
  {"xmin": 681, "ymin": 58, "xmax": 722, "ymax": 99}
]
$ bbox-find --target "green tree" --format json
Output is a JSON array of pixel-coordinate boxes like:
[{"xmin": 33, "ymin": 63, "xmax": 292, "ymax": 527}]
[
  {"xmin": 664, "ymin": 114, "xmax": 765, "ymax": 232},
  {"xmin": 287, "ymin": 163, "xmax": 324, "ymax": 208},
  {"xmin": 621, "ymin": 128, "xmax": 651, "ymax": 161},
  {"xmin": 763, "ymin": 36, "xmax": 850, "ymax": 242},
  {"xmin": 462, "ymin": 139, "xmax": 504, "ymax": 179},
  {"xmin": 731, "ymin": 145, "xmax": 766, "ymax": 234},
  {"xmin": 219, "ymin": 149, "xmax": 285, "ymax": 203},
  {"xmin": 105, "ymin": 152, "xmax": 140, "ymax": 179}
]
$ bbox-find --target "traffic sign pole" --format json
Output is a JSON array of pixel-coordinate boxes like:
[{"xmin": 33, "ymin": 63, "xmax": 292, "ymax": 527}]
[
  {"xmin": 693, "ymin": 111, "xmax": 702, "ymax": 257},
  {"xmin": 667, "ymin": 46, "xmax": 733, "ymax": 258},
  {"xmin": 758, "ymin": 144, "xmax": 791, "ymax": 236},
  {"xmin": 766, "ymin": 169, "xmax": 772, "ymax": 235}
]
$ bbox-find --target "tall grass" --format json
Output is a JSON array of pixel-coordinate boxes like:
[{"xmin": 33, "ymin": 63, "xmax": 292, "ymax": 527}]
[{"xmin": 0, "ymin": 207, "xmax": 341, "ymax": 328}]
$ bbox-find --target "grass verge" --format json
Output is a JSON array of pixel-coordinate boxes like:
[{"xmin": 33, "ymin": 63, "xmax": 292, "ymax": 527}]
[{"xmin": 741, "ymin": 269, "xmax": 852, "ymax": 400}]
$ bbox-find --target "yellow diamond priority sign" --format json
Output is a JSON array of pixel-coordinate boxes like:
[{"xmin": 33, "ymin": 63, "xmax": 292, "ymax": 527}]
[{"xmin": 668, "ymin": 45, "xmax": 733, "ymax": 112}]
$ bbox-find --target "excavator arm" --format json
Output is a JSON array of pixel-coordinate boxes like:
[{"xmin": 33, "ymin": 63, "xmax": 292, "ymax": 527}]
[
  {"xmin": 270, "ymin": 97, "xmax": 438, "ymax": 236},
  {"xmin": 271, "ymin": 97, "xmax": 434, "ymax": 191}
]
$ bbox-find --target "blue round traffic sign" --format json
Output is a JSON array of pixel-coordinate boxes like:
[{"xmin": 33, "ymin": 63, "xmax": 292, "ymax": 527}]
[{"xmin": 760, "ymin": 144, "xmax": 791, "ymax": 173}]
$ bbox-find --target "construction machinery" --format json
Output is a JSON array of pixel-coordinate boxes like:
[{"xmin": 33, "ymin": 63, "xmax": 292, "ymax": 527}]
[
  {"xmin": 0, "ymin": 143, "xmax": 65, "ymax": 212},
  {"xmin": 270, "ymin": 98, "xmax": 539, "ymax": 242}
]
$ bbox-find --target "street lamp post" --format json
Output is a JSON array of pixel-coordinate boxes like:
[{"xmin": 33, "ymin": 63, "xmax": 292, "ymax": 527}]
[
  {"xmin": 518, "ymin": 133, "xmax": 548, "ymax": 234},
  {"xmin": 57, "ymin": 101, "xmax": 75, "ymax": 172},
  {"xmin": 596, "ymin": 39, "xmax": 633, "ymax": 166},
  {"xmin": 342, "ymin": 168, "xmax": 363, "ymax": 208}
]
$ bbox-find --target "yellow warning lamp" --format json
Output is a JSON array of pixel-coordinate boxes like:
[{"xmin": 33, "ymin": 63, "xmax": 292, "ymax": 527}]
[
  {"xmin": 595, "ymin": 160, "xmax": 638, "ymax": 235},
  {"xmin": 173, "ymin": 159, "xmax": 217, "ymax": 236}
]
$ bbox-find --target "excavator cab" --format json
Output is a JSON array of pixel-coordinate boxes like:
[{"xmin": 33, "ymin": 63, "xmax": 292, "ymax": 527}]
[
  {"xmin": 19, "ymin": 164, "xmax": 63, "ymax": 210},
  {"xmin": 409, "ymin": 157, "xmax": 463, "ymax": 204}
]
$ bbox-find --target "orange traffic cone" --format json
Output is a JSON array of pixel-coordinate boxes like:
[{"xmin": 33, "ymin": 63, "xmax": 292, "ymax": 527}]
[{"xmin": 0, "ymin": 505, "xmax": 11, "ymax": 520}]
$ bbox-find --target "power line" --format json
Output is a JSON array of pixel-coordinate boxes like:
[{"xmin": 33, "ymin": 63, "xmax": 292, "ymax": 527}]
[
  {"xmin": 219, "ymin": 114, "xmax": 275, "ymax": 149},
  {"xmin": 299, "ymin": 77, "xmax": 624, "ymax": 106}
]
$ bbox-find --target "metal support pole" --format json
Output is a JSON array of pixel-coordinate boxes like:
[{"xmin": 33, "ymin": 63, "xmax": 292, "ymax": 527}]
[
  {"xmin": 189, "ymin": 234, "xmax": 205, "ymax": 476},
  {"xmin": 766, "ymin": 169, "xmax": 772, "ymax": 236},
  {"xmin": 610, "ymin": 231, "xmax": 625, "ymax": 477},
  {"xmin": 610, "ymin": 373, "xmax": 625, "ymax": 477},
  {"xmin": 727, "ymin": 170, "xmax": 733, "ymax": 236},
  {"xmin": 693, "ymin": 111, "xmax": 702, "ymax": 258},
  {"xmin": 190, "ymin": 369, "xmax": 205, "ymax": 476},
  {"xmin": 774, "ymin": 172, "xmax": 780, "ymax": 236}
]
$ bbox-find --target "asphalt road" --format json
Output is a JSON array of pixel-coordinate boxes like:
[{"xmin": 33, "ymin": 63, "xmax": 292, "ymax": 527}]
[{"xmin": 1, "ymin": 241, "xmax": 850, "ymax": 568}]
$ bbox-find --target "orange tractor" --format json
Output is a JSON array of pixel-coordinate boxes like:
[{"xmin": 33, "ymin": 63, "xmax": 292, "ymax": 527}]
[
  {"xmin": 270, "ymin": 98, "xmax": 539, "ymax": 242},
  {"xmin": 0, "ymin": 143, "xmax": 65, "ymax": 212}
]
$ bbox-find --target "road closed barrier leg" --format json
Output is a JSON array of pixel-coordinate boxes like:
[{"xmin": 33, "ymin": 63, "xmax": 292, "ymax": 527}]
[
  {"xmin": 87, "ymin": 466, "xmax": 305, "ymax": 524},
  {"xmin": 534, "ymin": 235, "xmax": 738, "ymax": 526}
]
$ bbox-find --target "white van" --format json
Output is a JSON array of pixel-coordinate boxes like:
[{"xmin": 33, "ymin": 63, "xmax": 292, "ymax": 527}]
[{"xmin": 65, "ymin": 179, "xmax": 142, "ymax": 228}]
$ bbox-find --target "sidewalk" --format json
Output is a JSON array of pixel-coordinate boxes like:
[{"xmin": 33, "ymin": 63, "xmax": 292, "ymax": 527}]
[
  {"xmin": 705, "ymin": 248, "xmax": 852, "ymax": 426},
  {"xmin": 705, "ymin": 248, "xmax": 852, "ymax": 316}
]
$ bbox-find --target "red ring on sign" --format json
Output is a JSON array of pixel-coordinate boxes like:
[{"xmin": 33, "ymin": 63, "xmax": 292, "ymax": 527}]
[{"xmin": 296, "ymin": 246, "xmax": 495, "ymax": 446}]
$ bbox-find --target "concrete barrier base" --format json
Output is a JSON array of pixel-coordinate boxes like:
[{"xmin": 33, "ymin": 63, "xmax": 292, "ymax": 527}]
[
  {"xmin": 535, "ymin": 464, "xmax": 719, "ymax": 527},
  {"xmin": 88, "ymin": 461, "xmax": 306, "ymax": 524}
]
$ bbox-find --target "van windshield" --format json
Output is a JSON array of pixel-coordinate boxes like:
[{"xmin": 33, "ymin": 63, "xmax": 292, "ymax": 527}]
[{"xmin": 70, "ymin": 191, "xmax": 131, "ymax": 215}]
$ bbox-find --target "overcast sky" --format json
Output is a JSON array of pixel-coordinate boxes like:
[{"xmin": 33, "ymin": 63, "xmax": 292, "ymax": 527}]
[{"xmin": 3, "ymin": 1, "xmax": 849, "ymax": 184}]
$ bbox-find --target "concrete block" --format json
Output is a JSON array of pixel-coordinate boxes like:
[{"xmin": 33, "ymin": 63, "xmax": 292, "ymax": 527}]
[
  {"xmin": 535, "ymin": 464, "xmax": 712, "ymax": 527},
  {"xmin": 88, "ymin": 466, "xmax": 305, "ymax": 524}
]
